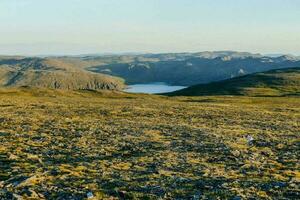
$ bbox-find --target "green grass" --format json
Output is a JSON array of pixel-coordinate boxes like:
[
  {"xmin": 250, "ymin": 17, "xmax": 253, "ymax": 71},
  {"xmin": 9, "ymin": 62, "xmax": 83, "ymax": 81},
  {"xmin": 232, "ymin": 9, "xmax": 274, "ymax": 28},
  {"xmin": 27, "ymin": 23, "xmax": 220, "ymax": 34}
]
[
  {"xmin": 0, "ymin": 88, "xmax": 299, "ymax": 199},
  {"xmin": 168, "ymin": 68, "xmax": 300, "ymax": 97}
]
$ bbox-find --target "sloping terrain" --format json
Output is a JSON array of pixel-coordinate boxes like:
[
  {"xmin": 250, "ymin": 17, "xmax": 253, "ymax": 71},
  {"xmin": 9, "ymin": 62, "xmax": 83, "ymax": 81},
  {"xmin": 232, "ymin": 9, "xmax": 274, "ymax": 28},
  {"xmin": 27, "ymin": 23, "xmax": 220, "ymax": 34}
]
[
  {"xmin": 0, "ymin": 89, "xmax": 299, "ymax": 199},
  {"xmin": 1, "ymin": 52, "xmax": 299, "ymax": 90},
  {"xmin": 0, "ymin": 57, "xmax": 125, "ymax": 90},
  {"xmin": 168, "ymin": 68, "xmax": 300, "ymax": 97},
  {"xmin": 84, "ymin": 52, "xmax": 300, "ymax": 85}
]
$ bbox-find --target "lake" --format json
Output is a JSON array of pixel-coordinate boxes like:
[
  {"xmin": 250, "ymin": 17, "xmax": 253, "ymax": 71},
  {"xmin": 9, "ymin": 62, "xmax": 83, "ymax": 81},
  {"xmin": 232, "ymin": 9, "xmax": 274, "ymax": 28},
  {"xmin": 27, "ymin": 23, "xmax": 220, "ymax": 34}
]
[{"xmin": 124, "ymin": 82, "xmax": 187, "ymax": 94}]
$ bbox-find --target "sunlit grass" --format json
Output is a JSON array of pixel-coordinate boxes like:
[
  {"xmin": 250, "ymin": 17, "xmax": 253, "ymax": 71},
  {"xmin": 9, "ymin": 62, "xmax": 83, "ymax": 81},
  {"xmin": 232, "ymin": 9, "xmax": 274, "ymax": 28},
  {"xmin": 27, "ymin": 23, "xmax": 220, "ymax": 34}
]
[{"xmin": 0, "ymin": 88, "xmax": 299, "ymax": 199}]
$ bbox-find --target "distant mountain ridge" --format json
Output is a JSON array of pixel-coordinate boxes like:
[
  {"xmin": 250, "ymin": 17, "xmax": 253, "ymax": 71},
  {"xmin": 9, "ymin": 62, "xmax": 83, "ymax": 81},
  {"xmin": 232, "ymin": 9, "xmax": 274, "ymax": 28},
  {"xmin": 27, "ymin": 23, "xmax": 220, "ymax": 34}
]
[
  {"xmin": 167, "ymin": 68, "xmax": 300, "ymax": 97},
  {"xmin": 84, "ymin": 51, "xmax": 300, "ymax": 86},
  {"xmin": 1, "ymin": 51, "xmax": 300, "ymax": 91}
]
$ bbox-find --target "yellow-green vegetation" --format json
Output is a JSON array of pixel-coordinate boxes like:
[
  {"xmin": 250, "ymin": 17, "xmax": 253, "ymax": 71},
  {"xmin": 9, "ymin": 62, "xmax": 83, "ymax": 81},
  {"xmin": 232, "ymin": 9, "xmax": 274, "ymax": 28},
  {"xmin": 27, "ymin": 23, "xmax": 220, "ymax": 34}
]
[
  {"xmin": 0, "ymin": 57, "xmax": 125, "ymax": 91},
  {"xmin": 0, "ymin": 88, "xmax": 299, "ymax": 199}
]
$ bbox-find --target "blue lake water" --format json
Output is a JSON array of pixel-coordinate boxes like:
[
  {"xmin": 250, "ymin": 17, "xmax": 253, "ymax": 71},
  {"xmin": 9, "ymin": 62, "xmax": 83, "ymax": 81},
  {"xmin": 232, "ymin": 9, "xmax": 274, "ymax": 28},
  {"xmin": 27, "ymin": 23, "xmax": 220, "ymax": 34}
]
[{"xmin": 124, "ymin": 82, "xmax": 187, "ymax": 94}]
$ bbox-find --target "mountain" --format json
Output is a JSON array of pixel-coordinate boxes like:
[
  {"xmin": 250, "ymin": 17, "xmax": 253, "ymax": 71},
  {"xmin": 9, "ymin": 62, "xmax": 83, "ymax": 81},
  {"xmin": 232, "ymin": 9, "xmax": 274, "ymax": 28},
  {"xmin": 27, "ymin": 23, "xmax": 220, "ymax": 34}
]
[
  {"xmin": 1, "ymin": 51, "xmax": 300, "ymax": 90},
  {"xmin": 167, "ymin": 68, "xmax": 300, "ymax": 97},
  {"xmin": 85, "ymin": 51, "xmax": 300, "ymax": 86},
  {"xmin": 0, "ymin": 57, "xmax": 125, "ymax": 90}
]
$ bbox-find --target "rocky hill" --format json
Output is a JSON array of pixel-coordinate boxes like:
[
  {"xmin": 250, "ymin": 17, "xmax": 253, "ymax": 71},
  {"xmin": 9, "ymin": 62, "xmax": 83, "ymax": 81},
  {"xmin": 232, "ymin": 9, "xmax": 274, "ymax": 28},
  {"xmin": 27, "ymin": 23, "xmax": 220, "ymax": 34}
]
[{"xmin": 0, "ymin": 57, "xmax": 125, "ymax": 90}]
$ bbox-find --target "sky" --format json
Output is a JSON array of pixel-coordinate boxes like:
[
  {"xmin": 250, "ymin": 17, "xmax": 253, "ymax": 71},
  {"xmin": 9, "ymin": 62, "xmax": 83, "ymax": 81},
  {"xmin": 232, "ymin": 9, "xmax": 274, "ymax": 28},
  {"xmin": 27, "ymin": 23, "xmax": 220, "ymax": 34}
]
[{"xmin": 0, "ymin": 0, "xmax": 300, "ymax": 55}]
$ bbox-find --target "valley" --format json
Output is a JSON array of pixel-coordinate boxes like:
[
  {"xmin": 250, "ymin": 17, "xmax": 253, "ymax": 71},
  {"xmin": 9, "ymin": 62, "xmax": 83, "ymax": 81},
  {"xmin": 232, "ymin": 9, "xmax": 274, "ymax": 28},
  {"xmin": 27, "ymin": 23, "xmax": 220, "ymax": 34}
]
[
  {"xmin": 1, "ymin": 0, "xmax": 300, "ymax": 199},
  {"xmin": 0, "ymin": 52, "xmax": 299, "ymax": 199},
  {"xmin": 1, "ymin": 52, "xmax": 300, "ymax": 91}
]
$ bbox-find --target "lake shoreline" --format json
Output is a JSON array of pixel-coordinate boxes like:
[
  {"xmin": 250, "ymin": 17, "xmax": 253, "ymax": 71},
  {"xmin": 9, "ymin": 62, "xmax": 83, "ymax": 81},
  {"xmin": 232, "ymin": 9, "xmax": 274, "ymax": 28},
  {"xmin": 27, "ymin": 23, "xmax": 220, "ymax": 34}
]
[{"xmin": 124, "ymin": 82, "xmax": 187, "ymax": 94}]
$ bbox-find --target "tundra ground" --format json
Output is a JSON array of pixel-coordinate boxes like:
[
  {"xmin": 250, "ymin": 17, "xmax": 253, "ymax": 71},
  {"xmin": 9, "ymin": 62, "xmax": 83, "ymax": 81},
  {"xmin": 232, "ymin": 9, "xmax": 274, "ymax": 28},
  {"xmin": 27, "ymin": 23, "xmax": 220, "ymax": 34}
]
[{"xmin": 0, "ymin": 88, "xmax": 299, "ymax": 199}]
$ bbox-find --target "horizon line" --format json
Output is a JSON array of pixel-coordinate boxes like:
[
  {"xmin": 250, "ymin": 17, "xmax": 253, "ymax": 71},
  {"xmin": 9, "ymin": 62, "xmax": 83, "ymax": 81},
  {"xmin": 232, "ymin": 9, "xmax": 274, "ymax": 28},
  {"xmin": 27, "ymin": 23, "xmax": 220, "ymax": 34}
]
[{"xmin": 0, "ymin": 50, "xmax": 299, "ymax": 58}]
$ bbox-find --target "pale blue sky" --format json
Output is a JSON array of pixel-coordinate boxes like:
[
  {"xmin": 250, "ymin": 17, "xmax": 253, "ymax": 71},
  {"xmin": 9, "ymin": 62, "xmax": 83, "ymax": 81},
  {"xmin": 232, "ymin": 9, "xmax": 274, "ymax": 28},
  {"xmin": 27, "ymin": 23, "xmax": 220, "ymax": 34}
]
[{"xmin": 0, "ymin": 0, "xmax": 299, "ymax": 55}]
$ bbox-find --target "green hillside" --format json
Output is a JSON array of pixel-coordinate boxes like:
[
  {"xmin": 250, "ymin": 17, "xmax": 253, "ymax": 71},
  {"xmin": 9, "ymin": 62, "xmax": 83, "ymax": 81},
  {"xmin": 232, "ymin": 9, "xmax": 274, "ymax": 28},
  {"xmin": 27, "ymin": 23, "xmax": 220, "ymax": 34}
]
[{"xmin": 168, "ymin": 68, "xmax": 300, "ymax": 97}]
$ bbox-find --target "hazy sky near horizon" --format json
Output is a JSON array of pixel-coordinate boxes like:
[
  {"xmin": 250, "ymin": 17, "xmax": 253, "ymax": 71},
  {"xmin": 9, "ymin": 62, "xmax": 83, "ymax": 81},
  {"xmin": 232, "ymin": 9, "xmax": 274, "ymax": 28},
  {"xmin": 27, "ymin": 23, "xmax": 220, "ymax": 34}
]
[{"xmin": 0, "ymin": 0, "xmax": 300, "ymax": 55}]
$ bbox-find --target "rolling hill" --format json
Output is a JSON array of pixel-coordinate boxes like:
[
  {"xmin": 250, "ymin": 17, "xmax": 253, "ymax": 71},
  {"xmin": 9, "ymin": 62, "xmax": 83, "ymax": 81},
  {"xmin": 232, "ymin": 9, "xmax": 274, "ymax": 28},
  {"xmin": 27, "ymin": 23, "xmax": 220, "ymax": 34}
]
[
  {"xmin": 0, "ymin": 57, "xmax": 125, "ymax": 90},
  {"xmin": 85, "ymin": 51, "xmax": 300, "ymax": 86},
  {"xmin": 167, "ymin": 68, "xmax": 300, "ymax": 96},
  {"xmin": 1, "ymin": 52, "xmax": 300, "ymax": 91}
]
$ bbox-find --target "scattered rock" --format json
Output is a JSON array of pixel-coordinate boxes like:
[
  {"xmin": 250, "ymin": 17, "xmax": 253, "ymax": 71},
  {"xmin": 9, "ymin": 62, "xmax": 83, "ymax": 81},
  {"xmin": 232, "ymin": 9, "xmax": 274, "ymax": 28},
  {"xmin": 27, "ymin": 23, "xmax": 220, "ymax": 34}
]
[
  {"xmin": 246, "ymin": 135, "xmax": 254, "ymax": 145},
  {"xmin": 232, "ymin": 150, "xmax": 241, "ymax": 157},
  {"xmin": 87, "ymin": 191, "xmax": 94, "ymax": 199}
]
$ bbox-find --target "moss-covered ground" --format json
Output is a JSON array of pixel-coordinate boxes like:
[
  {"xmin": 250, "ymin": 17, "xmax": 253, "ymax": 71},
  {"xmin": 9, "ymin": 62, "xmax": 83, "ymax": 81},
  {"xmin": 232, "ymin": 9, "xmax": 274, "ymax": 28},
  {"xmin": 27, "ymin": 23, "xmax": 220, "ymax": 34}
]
[{"xmin": 0, "ymin": 88, "xmax": 299, "ymax": 199}]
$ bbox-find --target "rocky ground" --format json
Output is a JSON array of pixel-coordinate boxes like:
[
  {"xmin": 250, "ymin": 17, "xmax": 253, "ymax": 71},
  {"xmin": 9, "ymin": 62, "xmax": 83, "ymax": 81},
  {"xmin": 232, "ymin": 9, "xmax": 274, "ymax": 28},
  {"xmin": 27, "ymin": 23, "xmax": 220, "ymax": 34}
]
[{"xmin": 0, "ymin": 88, "xmax": 299, "ymax": 199}]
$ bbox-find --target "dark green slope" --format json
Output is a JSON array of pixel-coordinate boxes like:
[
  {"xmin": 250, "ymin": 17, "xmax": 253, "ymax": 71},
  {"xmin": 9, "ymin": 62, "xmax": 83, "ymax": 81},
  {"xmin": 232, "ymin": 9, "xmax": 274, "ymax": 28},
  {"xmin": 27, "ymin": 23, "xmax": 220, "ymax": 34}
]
[{"xmin": 167, "ymin": 68, "xmax": 300, "ymax": 97}]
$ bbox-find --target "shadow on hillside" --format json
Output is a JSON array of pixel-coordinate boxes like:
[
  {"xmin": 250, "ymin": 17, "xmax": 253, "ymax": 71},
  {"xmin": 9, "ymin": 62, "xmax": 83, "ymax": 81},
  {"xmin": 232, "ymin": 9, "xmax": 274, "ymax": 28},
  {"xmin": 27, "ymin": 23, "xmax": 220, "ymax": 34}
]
[{"xmin": 181, "ymin": 98, "xmax": 219, "ymax": 103}]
